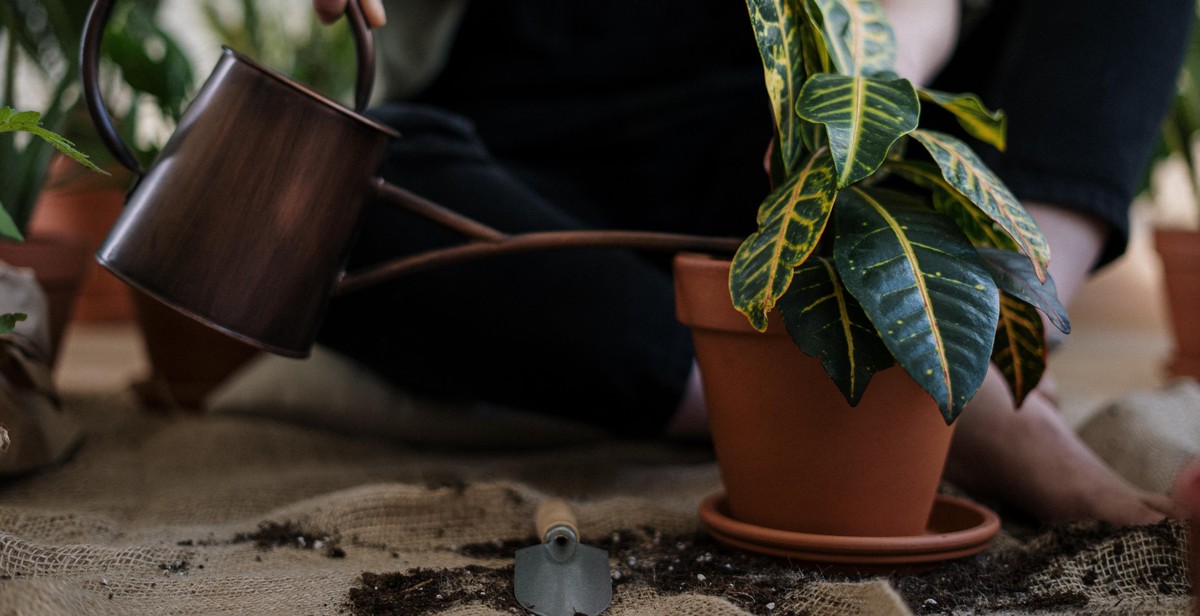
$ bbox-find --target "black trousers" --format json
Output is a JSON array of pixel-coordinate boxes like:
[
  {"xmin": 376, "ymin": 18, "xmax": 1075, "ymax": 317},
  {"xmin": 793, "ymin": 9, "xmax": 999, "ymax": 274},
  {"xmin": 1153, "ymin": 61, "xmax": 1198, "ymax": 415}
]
[{"xmin": 318, "ymin": 0, "xmax": 1192, "ymax": 436}]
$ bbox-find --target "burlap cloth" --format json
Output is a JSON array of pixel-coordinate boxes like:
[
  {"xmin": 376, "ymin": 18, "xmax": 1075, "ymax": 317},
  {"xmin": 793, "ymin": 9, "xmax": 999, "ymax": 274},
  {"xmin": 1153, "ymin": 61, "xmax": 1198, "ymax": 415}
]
[{"xmin": 0, "ymin": 348, "xmax": 1194, "ymax": 615}]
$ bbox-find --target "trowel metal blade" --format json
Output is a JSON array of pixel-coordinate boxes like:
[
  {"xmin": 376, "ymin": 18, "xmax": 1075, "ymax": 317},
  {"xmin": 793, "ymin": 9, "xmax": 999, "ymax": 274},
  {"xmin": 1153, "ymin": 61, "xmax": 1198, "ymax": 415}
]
[{"xmin": 514, "ymin": 541, "xmax": 611, "ymax": 616}]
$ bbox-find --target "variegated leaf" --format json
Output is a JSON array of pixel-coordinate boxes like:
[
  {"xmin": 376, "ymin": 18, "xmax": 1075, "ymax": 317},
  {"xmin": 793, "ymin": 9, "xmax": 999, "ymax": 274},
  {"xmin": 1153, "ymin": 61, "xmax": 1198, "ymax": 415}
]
[
  {"xmin": 731, "ymin": 150, "xmax": 838, "ymax": 331},
  {"xmin": 992, "ymin": 293, "xmax": 1046, "ymax": 408},
  {"xmin": 910, "ymin": 129, "xmax": 1049, "ymax": 282},
  {"xmin": 806, "ymin": 0, "xmax": 896, "ymax": 77},
  {"xmin": 746, "ymin": 0, "xmax": 810, "ymax": 176},
  {"xmin": 800, "ymin": 8, "xmax": 832, "ymax": 76},
  {"xmin": 834, "ymin": 187, "xmax": 999, "ymax": 422},
  {"xmin": 889, "ymin": 160, "xmax": 1020, "ymax": 251},
  {"xmin": 779, "ymin": 256, "xmax": 894, "ymax": 404},
  {"xmin": 797, "ymin": 20, "xmax": 829, "ymax": 155},
  {"xmin": 977, "ymin": 246, "xmax": 1070, "ymax": 334},
  {"xmin": 797, "ymin": 73, "xmax": 919, "ymax": 188},
  {"xmin": 918, "ymin": 88, "xmax": 1007, "ymax": 151}
]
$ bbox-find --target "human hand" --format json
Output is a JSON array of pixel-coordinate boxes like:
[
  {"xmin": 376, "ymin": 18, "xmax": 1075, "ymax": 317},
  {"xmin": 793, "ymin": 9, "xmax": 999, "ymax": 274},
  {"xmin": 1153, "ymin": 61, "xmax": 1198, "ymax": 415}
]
[{"xmin": 313, "ymin": 0, "xmax": 386, "ymax": 28}]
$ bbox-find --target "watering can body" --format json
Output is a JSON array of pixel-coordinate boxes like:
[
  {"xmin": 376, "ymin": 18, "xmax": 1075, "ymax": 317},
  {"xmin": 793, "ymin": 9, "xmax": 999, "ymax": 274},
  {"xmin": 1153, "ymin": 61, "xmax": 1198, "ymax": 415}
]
[
  {"xmin": 96, "ymin": 49, "xmax": 396, "ymax": 357},
  {"xmin": 85, "ymin": 0, "xmax": 391, "ymax": 357}
]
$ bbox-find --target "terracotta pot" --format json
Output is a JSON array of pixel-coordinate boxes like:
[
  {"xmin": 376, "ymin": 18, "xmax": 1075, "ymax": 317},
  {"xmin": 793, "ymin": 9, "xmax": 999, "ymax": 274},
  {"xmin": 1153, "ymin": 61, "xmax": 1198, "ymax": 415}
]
[
  {"xmin": 1154, "ymin": 228, "xmax": 1200, "ymax": 379},
  {"xmin": 0, "ymin": 233, "xmax": 91, "ymax": 365},
  {"xmin": 130, "ymin": 289, "xmax": 259, "ymax": 409},
  {"xmin": 673, "ymin": 252, "xmax": 955, "ymax": 538},
  {"xmin": 28, "ymin": 159, "xmax": 135, "ymax": 322}
]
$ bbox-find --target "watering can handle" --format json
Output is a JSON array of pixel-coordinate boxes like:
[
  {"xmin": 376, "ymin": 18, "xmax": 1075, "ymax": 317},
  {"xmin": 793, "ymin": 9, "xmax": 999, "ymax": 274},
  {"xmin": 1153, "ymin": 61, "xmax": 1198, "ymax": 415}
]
[{"xmin": 81, "ymin": 0, "xmax": 377, "ymax": 176}]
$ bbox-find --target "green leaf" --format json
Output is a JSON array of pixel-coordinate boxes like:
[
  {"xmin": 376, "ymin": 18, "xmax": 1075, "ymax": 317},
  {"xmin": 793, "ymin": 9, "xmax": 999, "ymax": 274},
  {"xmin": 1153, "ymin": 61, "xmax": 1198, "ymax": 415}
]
[
  {"xmin": 0, "ymin": 107, "xmax": 107, "ymax": 175},
  {"xmin": 0, "ymin": 203, "xmax": 23, "ymax": 241},
  {"xmin": 976, "ymin": 246, "xmax": 1070, "ymax": 335},
  {"xmin": 731, "ymin": 149, "xmax": 839, "ymax": 331},
  {"xmin": 745, "ymin": 0, "xmax": 813, "ymax": 177},
  {"xmin": 805, "ymin": 0, "xmax": 896, "ymax": 77},
  {"xmin": 992, "ymin": 293, "xmax": 1046, "ymax": 408},
  {"xmin": 0, "ymin": 313, "xmax": 27, "ymax": 334},
  {"xmin": 889, "ymin": 160, "xmax": 1020, "ymax": 251},
  {"xmin": 910, "ymin": 129, "xmax": 1049, "ymax": 282},
  {"xmin": 24, "ymin": 126, "xmax": 106, "ymax": 174},
  {"xmin": 834, "ymin": 187, "xmax": 999, "ymax": 422},
  {"xmin": 799, "ymin": 8, "xmax": 832, "ymax": 77},
  {"xmin": 0, "ymin": 106, "xmax": 36, "ymax": 130},
  {"xmin": 918, "ymin": 88, "xmax": 1007, "ymax": 151},
  {"xmin": 9, "ymin": 110, "xmax": 39, "ymax": 125},
  {"xmin": 779, "ymin": 256, "xmax": 894, "ymax": 404},
  {"xmin": 797, "ymin": 73, "xmax": 919, "ymax": 188}
]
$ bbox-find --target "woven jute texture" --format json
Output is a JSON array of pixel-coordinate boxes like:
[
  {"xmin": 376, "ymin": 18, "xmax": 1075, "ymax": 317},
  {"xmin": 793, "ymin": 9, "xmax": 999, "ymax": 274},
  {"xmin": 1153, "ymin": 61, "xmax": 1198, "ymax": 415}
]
[{"xmin": 0, "ymin": 378, "xmax": 1194, "ymax": 614}]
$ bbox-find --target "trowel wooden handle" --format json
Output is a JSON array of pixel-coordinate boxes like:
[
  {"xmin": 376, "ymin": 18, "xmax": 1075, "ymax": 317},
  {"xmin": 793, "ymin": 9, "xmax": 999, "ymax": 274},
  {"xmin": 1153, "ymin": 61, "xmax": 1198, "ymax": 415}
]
[{"xmin": 536, "ymin": 498, "xmax": 579, "ymax": 541}]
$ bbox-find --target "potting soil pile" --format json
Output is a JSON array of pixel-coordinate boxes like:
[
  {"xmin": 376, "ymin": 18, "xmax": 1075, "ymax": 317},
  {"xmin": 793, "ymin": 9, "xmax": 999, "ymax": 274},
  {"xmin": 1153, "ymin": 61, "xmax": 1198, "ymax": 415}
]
[{"xmin": 0, "ymin": 347, "xmax": 1196, "ymax": 615}]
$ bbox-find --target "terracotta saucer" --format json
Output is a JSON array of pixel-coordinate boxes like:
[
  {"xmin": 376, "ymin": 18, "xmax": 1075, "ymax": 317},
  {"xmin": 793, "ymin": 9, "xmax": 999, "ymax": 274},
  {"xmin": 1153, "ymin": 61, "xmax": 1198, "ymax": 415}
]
[{"xmin": 699, "ymin": 492, "xmax": 1000, "ymax": 567}]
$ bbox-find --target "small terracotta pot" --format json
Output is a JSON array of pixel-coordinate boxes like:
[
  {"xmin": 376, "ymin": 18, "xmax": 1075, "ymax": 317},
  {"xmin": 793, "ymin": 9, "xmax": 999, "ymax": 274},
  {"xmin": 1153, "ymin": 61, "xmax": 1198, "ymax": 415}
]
[
  {"xmin": 1154, "ymin": 228, "xmax": 1200, "ymax": 379},
  {"xmin": 29, "ymin": 159, "xmax": 135, "ymax": 323},
  {"xmin": 130, "ymin": 289, "xmax": 259, "ymax": 409},
  {"xmin": 673, "ymin": 252, "xmax": 955, "ymax": 538}
]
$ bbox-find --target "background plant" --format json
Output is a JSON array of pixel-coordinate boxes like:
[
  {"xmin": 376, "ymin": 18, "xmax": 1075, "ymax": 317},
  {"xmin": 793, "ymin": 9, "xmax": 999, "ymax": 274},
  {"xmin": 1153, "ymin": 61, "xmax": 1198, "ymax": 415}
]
[
  {"xmin": 0, "ymin": 106, "xmax": 104, "ymax": 331},
  {"xmin": 732, "ymin": 0, "xmax": 1069, "ymax": 422},
  {"xmin": 0, "ymin": 0, "xmax": 193, "ymax": 241},
  {"xmin": 199, "ymin": 0, "xmax": 357, "ymax": 105}
]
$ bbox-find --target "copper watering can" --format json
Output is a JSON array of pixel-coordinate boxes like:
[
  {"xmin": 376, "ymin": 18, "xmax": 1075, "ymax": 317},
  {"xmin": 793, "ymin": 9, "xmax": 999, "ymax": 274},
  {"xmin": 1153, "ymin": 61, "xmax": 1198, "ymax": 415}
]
[{"xmin": 83, "ymin": 0, "xmax": 739, "ymax": 358}]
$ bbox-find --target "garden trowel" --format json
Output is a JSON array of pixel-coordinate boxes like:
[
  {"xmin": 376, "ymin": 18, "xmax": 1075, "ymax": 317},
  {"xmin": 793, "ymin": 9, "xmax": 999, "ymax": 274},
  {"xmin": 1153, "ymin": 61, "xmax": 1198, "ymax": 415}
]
[{"xmin": 514, "ymin": 498, "xmax": 612, "ymax": 616}]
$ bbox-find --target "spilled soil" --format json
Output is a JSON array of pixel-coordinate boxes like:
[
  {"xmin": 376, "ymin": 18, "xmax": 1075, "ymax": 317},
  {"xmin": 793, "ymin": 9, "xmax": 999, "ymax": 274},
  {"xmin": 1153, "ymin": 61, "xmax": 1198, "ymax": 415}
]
[{"xmin": 342, "ymin": 520, "xmax": 1190, "ymax": 615}]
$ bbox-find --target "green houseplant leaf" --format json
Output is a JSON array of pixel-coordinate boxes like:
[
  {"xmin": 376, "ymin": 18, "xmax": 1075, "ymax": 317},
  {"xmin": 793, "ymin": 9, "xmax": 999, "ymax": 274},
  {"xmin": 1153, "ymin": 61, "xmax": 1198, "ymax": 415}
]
[
  {"xmin": 910, "ymin": 129, "xmax": 1050, "ymax": 281},
  {"xmin": 0, "ymin": 312, "xmax": 27, "ymax": 334},
  {"xmin": 796, "ymin": 73, "xmax": 919, "ymax": 188},
  {"xmin": 746, "ymin": 0, "xmax": 815, "ymax": 177},
  {"xmin": 0, "ymin": 107, "xmax": 107, "ymax": 241},
  {"xmin": 779, "ymin": 256, "xmax": 894, "ymax": 404},
  {"xmin": 833, "ymin": 187, "xmax": 999, "ymax": 422},
  {"xmin": 888, "ymin": 160, "xmax": 1021, "ymax": 251},
  {"xmin": 805, "ymin": 0, "xmax": 896, "ymax": 77},
  {"xmin": 976, "ymin": 246, "xmax": 1070, "ymax": 335},
  {"xmin": 0, "ymin": 109, "xmax": 104, "ymax": 174},
  {"xmin": 991, "ymin": 293, "xmax": 1046, "ymax": 407},
  {"xmin": 0, "ymin": 207, "xmax": 20, "ymax": 241},
  {"xmin": 918, "ymin": 88, "xmax": 1007, "ymax": 151},
  {"xmin": 976, "ymin": 246, "xmax": 1068, "ymax": 406},
  {"xmin": 731, "ymin": 149, "xmax": 838, "ymax": 331}
]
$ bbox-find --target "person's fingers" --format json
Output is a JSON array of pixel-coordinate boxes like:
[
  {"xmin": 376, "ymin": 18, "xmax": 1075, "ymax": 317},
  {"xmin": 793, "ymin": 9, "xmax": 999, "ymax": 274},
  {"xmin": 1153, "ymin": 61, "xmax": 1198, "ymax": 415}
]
[
  {"xmin": 313, "ymin": 0, "xmax": 346, "ymax": 24},
  {"xmin": 361, "ymin": 0, "xmax": 387, "ymax": 28},
  {"xmin": 314, "ymin": 0, "xmax": 386, "ymax": 28}
]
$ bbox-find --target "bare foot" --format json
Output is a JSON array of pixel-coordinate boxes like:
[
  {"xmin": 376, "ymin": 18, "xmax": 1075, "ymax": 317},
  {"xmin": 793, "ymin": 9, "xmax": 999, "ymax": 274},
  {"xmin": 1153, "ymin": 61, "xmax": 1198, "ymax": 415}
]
[{"xmin": 944, "ymin": 369, "xmax": 1175, "ymax": 525}]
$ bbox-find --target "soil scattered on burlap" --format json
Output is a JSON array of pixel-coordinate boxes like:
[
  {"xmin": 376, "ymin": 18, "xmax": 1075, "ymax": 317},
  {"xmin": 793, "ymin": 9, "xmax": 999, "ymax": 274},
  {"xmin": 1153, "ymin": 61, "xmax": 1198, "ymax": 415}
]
[
  {"xmin": 343, "ymin": 520, "xmax": 1189, "ymax": 615},
  {"xmin": 232, "ymin": 520, "xmax": 347, "ymax": 558}
]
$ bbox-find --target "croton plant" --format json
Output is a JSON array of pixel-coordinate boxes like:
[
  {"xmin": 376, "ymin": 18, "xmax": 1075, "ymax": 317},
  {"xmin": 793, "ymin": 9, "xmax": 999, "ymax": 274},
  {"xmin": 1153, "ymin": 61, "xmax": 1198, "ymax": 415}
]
[{"xmin": 731, "ymin": 0, "xmax": 1069, "ymax": 423}]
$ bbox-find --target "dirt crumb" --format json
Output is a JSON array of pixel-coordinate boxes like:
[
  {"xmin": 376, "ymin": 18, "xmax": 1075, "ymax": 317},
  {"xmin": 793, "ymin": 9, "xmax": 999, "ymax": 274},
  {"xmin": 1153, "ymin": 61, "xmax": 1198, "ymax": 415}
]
[{"xmin": 234, "ymin": 520, "xmax": 346, "ymax": 559}]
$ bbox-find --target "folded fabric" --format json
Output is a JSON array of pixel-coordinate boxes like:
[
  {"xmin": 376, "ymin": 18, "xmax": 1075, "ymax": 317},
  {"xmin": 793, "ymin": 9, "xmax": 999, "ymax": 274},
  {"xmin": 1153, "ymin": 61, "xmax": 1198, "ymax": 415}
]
[{"xmin": 1078, "ymin": 378, "xmax": 1200, "ymax": 493}]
